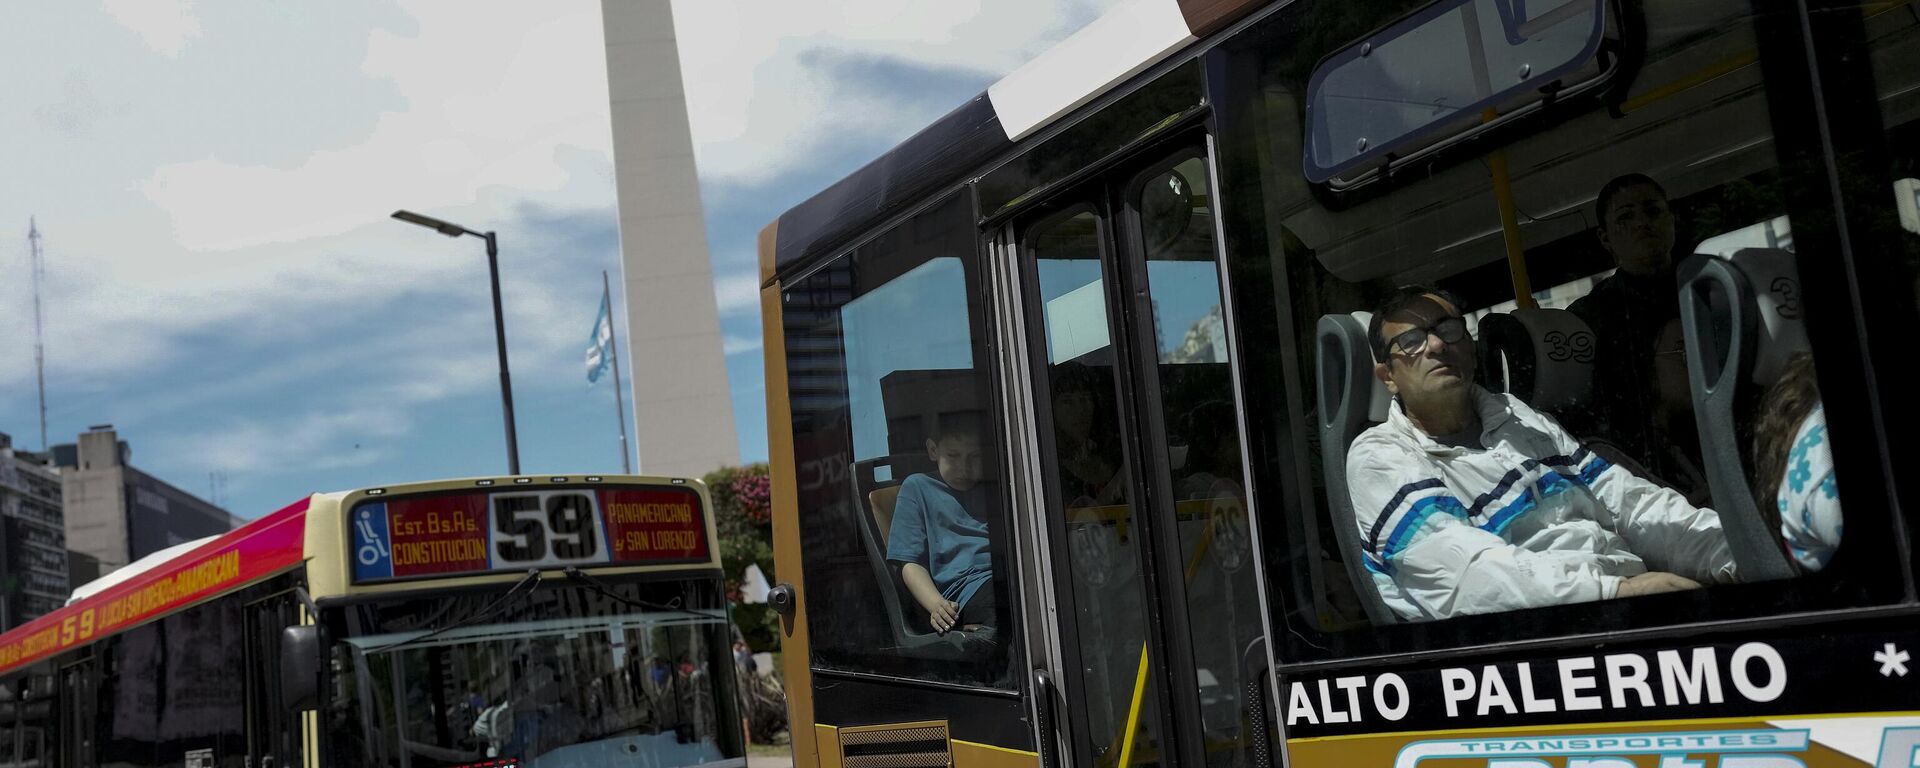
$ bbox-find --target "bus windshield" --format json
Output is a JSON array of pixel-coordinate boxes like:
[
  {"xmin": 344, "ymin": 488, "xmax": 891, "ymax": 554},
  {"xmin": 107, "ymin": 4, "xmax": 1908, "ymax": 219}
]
[{"xmin": 324, "ymin": 578, "xmax": 741, "ymax": 768}]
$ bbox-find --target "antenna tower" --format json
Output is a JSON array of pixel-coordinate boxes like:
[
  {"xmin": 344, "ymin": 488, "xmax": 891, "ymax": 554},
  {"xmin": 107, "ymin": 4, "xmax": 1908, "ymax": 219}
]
[{"xmin": 28, "ymin": 218, "xmax": 48, "ymax": 451}]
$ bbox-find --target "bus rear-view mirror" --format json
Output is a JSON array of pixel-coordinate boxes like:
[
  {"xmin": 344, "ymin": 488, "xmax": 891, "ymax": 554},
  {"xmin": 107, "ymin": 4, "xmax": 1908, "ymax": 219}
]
[{"xmin": 281, "ymin": 624, "xmax": 321, "ymax": 713}]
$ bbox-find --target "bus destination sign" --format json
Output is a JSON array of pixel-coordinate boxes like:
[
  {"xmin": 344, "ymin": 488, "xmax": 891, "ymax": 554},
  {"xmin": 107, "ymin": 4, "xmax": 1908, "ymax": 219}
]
[{"xmin": 350, "ymin": 486, "xmax": 708, "ymax": 583}]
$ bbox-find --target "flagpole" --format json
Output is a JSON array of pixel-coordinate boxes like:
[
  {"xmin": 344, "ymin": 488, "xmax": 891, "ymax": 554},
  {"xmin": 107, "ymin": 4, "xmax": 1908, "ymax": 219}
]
[{"xmin": 603, "ymin": 270, "xmax": 634, "ymax": 474}]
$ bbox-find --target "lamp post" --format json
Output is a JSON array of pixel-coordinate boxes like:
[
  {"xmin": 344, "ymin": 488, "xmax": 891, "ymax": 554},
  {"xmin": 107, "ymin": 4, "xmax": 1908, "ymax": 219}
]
[{"xmin": 391, "ymin": 209, "xmax": 522, "ymax": 475}]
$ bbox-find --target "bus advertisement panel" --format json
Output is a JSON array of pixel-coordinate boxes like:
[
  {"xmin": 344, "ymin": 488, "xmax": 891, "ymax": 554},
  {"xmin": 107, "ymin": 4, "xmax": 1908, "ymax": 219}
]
[{"xmin": 0, "ymin": 497, "xmax": 309, "ymax": 678}]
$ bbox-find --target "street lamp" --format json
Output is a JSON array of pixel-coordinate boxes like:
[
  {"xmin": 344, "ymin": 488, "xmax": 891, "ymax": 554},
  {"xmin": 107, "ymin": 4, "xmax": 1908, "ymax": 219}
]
[{"xmin": 391, "ymin": 209, "xmax": 522, "ymax": 475}]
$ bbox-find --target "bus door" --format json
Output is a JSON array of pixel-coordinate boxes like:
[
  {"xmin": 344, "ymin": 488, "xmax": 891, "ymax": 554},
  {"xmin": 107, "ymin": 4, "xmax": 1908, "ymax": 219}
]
[
  {"xmin": 243, "ymin": 592, "xmax": 303, "ymax": 768},
  {"xmin": 57, "ymin": 657, "xmax": 94, "ymax": 767},
  {"xmin": 1009, "ymin": 138, "xmax": 1269, "ymax": 768}
]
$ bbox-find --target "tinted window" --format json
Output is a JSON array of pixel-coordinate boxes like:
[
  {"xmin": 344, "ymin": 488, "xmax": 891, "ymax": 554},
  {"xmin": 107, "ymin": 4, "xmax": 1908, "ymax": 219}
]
[
  {"xmin": 93, "ymin": 598, "xmax": 246, "ymax": 767},
  {"xmin": 1305, "ymin": 0, "xmax": 1608, "ymax": 182},
  {"xmin": 323, "ymin": 578, "xmax": 738, "ymax": 767},
  {"xmin": 0, "ymin": 670, "xmax": 56, "ymax": 768},
  {"xmin": 1026, "ymin": 206, "xmax": 1168, "ymax": 764},
  {"xmin": 1215, "ymin": 0, "xmax": 1906, "ymax": 661},
  {"xmin": 1131, "ymin": 153, "xmax": 1266, "ymax": 766},
  {"xmin": 782, "ymin": 192, "xmax": 1018, "ymax": 687}
]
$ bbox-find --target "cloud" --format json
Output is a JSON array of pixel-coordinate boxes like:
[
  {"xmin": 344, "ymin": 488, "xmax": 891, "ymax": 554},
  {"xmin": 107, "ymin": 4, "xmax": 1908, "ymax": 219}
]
[
  {"xmin": 722, "ymin": 335, "xmax": 764, "ymax": 355},
  {"xmin": 102, "ymin": 0, "xmax": 201, "ymax": 58},
  {"xmin": 3, "ymin": 0, "xmax": 1125, "ymax": 515},
  {"xmin": 669, "ymin": 0, "xmax": 1121, "ymax": 188},
  {"xmin": 713, "ymin": 271, "xmax": 760, "ymax": 317},
  {"xmin": 34, "ymin": 74, "xmax": 105, "ymax": 136},
  {"xmin": 165, "ymin": 404, "xmax": 408, "ymax": 475},
  {"xmin": 0, "ymin": 2, "xmax": 621, "ymax": 393},
  {"xmin": 141, "ymin": 2, "xmax": 614, "ymax": 253}
]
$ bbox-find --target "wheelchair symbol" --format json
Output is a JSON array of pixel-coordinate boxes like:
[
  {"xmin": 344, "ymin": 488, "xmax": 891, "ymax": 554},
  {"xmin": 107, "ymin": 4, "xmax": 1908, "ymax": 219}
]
[{"xmin": 356, "ymin": 509, "xmax": 390, "ymax": 566}]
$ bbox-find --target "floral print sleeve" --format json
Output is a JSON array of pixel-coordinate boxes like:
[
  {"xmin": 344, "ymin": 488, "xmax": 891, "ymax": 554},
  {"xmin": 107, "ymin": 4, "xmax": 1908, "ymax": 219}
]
[{"xmin": 1779, "ymin": 407, "xmax": 1842, "ymax": 571}]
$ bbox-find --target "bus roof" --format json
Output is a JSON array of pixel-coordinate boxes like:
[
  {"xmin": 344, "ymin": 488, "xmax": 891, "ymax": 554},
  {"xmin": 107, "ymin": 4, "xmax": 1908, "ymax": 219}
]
[
  {"xmin": 0, "ymin": 494, "xmax": 312, "ymax": 678},
  {"xmin": 66, "ymin": 534, "xmax": 222, "ymax": 606},
  {"xmin": 759, "ymin": 0, "xmax": 1271, "ymax": 285}
]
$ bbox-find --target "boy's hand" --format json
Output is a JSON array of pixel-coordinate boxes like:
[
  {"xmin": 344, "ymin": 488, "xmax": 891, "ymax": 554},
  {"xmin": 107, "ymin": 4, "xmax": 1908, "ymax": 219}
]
[{"xmin": 926, "ymin": 599, "xmax": 960, "ymax": 633}]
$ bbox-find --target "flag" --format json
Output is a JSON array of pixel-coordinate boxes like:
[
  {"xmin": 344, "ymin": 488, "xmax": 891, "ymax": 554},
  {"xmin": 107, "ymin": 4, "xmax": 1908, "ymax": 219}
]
[{"xmin": 586, "ymin": 294, "xmax": 614, "ymax": 383}]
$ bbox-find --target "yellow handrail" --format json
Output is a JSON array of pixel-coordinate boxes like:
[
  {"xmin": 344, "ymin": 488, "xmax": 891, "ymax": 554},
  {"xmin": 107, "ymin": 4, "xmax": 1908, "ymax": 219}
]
[
  {"xmin": 1485, "ymin": 108, "xmax": 1536, "ymax": 310},
  {"xmin": 1105, "ymin": 496, "xmax": 1233, "ymax": 765}
]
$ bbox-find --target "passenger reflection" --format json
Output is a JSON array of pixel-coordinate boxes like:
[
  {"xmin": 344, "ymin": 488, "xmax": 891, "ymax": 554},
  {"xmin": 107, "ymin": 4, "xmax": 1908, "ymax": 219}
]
[{"xmin": 1053, "ymin": 365, "xmax": 1126, "ymax": 509}]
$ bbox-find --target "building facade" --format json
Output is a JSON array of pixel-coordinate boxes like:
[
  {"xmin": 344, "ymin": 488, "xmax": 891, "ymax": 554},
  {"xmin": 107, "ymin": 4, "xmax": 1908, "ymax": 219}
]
[
  {"xmin": 55, "ymin": 426, "xmax": 238, "ymax": 573},
  {"xmin": 600, "ymin": 0, "xmax": 741, "ymax": 478},
  {"xmin": 0, "ymin": 432, "xmax": 68, "ymax": 631}
]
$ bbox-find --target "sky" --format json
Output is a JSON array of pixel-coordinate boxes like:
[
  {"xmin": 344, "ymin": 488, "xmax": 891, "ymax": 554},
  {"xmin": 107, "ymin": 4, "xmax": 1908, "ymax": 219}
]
[{"xmin": 0, "ymin": 0, "xmax": 1120, "ymax": 519}]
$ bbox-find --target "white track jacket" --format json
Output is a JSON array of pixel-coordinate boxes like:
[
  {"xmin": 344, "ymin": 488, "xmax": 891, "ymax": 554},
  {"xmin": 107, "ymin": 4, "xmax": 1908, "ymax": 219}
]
[{"xmin": 1346, "ymin": 387, "xmax": 1738, "ymax": 621}]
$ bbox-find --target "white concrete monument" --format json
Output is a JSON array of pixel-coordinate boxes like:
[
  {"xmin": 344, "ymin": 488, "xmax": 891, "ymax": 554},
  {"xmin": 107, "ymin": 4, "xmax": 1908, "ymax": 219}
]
[{"xmin": 600, "ymin": 0, "xmax": 740, "ymax": 478}]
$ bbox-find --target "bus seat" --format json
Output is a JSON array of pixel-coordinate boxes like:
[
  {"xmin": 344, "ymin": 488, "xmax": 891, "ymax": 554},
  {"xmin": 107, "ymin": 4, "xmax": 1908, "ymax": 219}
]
[
  {"xmin": 1676, "ymin": 248, "xmax": 1802, "ymax": 582},
  {"xmin": 1475, "ymin": 308, "xmax": 1596, "ymax": 414},
  {"xmin": 868, "ymin": 485, "xmax": 902, "ymax": 543},
  {"xmin": 1314, "ymin": 311, "xmax": 1403, "ymax": 624},
  {"xmin": 849, "ymin": 459, "xmax": 991, "ymax": 659}
]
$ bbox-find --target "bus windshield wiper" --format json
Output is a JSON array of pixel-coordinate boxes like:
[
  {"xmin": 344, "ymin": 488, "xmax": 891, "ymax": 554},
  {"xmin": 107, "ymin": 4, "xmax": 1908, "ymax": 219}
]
[
  {"xmin": 562, "ymin": 566, "xmax": 726, "ymax": 621},
  {"xmin": 366, "ymin": 568, "xmax": 544, "ymax": 654}
]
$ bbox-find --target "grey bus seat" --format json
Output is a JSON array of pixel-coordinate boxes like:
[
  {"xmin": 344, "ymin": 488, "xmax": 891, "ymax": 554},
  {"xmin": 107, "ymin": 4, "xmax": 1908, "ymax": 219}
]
[
  {"xmin": 1475, "ymin": 308, "xmax": 1597, "ymax": 414},
  {"xmin": 850, "ymin": 457, "xmax": 993, "ymax": 659},
  {"xmin": 1677, "ymin": 248, "xmax": 1803, "ymax": 582},
  {"xmin": 1480, "ymin": 307, "xmax": 1698, "ymax": 495},
  {"xmin": 1314, "ymin": 311, "xmax": 1404, "ymax": 624}
]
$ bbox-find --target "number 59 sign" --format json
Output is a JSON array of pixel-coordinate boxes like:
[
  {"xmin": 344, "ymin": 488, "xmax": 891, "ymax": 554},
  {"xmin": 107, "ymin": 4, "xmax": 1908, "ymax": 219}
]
[{"xmin": 491, "ymin": 492, "xmax": 604, "ymax": 565}]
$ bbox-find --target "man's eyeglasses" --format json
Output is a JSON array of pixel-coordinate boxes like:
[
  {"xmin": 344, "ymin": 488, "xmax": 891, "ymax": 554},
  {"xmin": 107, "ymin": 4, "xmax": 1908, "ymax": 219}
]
[{"xmin": 1388, "ymin": 316, "xmax": 1469, "ymax": 357}]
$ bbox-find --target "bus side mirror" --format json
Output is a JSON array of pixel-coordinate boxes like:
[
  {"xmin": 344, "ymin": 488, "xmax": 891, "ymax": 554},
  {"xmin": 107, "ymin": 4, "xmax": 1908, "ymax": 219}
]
[{"xmin": 281, "ymin": 625, "xmax": 321, "ymax": 713}]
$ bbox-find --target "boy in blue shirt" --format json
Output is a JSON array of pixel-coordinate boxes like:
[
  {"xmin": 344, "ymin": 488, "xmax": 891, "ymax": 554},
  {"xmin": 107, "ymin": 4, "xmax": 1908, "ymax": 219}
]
[{"xmin": 886, "ymin": 418, "xmax": 996, "ymax": 633}]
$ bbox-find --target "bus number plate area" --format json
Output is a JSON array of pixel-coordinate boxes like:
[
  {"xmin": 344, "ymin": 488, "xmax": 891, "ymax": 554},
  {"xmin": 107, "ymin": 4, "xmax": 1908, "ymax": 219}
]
[{"xmin": 349, "ymin": 487, "xmax": 707, "ymax": 583}]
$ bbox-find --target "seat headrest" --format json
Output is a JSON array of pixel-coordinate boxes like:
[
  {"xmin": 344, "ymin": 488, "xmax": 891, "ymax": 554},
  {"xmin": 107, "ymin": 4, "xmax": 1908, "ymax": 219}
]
[
  {"xmin": 1315, "ymin": 312, "xmax": 1391, "ymax": 433},
  {"xmin": 1721, "ymin": 247, "xmax": 1809, "ymax": 384},
  {"xmin": 1352, "ymin": 312, "xmax": 1391, "ymax": 422},
  {"xmin": 1475, "ymin": 308, "xmax": 1596, "ymax": 412}
]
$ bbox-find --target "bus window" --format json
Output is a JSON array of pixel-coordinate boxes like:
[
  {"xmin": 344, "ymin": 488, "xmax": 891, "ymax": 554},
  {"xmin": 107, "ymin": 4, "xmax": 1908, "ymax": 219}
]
[
  {"xmin": 92, "ymin": 599, "xmax": 248, "ymax": 768},
  {"xmin": 326, "ymin": 578, "xmax": 737, "ymax": 767},
  {"xmin": 1025, "ymin": 206, "xmax": 1168, "ymax": 764},
  {"xmin": 780, "ymin": 192, "xmax": 1018, "ymax": 687},
  {"xmin": 1127, "ymin": 153, "xmax": 1264, "ymax": 765},
  {"xmin": 1213, "ymin": 0, "xmax": 1907, "ymax": 660}
]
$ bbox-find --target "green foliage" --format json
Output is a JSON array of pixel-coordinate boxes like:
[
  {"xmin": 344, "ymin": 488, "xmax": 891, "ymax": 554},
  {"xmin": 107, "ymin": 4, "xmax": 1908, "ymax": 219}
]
[{"xmin": 703, "ymin": 463, "xmax": 780, "ymax": 652}]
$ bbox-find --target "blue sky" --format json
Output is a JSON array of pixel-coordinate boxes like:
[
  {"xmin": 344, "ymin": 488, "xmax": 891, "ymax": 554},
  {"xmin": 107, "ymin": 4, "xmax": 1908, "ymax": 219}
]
[{"xmin": 0, "ymin": 0, "xmax": 1116, "ymax": 519}]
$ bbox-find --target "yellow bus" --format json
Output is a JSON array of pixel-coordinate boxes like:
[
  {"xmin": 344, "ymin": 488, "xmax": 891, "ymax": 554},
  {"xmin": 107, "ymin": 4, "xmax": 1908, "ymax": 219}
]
[
  {"xmin": 0, "ymin": 475, "xmax": 745, "ymax": 768},
  {"xmin": 757, "ymin": 0, "xmax": 1920, "ymax": 766}
]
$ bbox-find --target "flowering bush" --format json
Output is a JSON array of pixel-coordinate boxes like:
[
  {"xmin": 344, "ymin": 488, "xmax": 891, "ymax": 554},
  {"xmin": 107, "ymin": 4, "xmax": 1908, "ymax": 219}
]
[
  {"xmin": 729, "ymin": 472, "xmax": 772, "ymax": 524},
  {"xmin": 703, "ymin": 463, "xmax": 779, "ymax": 652}
]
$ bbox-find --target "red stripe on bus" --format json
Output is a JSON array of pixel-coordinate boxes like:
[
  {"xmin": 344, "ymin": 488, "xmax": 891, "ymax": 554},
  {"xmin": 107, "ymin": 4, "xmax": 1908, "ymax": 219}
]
[{"xmin": 0, "ymin": 495, "xmax": 310, "ymax": 677}]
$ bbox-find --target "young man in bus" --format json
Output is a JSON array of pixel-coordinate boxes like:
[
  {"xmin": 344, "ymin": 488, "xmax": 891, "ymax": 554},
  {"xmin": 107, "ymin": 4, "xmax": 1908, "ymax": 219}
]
[
  {"xmin": 1567, "ymin": 174, "xmax": 1707, "ymax": 501},
  {"xmin": 1346, "ymin": 287, "xmax": 1739, "ymax": 621},
  {"xmin": 886, "ymin": 414, "xmax": 997, "ymax": 634}
]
